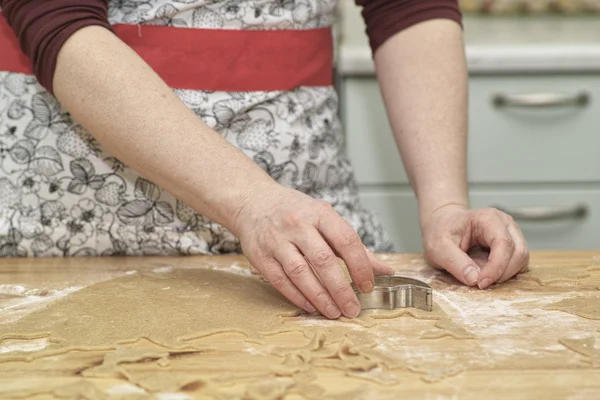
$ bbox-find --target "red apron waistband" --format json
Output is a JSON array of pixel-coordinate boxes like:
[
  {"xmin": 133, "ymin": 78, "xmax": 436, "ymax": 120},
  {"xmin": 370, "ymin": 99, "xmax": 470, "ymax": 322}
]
[{"xmin": 0, "ymin": 18, "xmax": 333, "ymax": 91}]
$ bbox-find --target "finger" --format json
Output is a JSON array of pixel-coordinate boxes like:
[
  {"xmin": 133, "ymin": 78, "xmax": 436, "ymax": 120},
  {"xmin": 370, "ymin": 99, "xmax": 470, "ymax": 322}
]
[
  {"xmin": 316, "ymin": 205, "xmax": 374, "ymax": 293},
  {"xmin": 330, "ymin": 244, "xmax": 393, "ymax": 277},
  {"xmin": 274, "ymin": 243, "xmax": 341, "ymax": 319},
  {"xmin": 254, "ymin": 256, "xmax": 317, "ymax": 314},
  {"xmin": 364, "ymin": 246, "xmax": 394, "ymax": 275},
  {"xmin": 296, "ymin": 228, "xmax": 362, "ymax": 318},
  {"xmin": 475, "ymin": 215, "xmax": 515, "ymax": 289},
  {"xmin": 426, "ymin": 238, "xmax": 481, "ymax": 286},
  {"xmin": 498, "ymin": 223, "xmax": 529, "ymax": 283}
]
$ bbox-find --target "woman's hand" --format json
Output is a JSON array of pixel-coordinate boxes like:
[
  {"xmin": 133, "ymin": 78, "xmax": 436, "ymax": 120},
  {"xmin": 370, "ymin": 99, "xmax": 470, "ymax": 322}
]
[
  {"xmin": 232, "ymin": 184, "xmax": 394, "ymax": 319},
  {"xmin": 420, "ymin": 204, "xmax": 529, "ymax": 289}
]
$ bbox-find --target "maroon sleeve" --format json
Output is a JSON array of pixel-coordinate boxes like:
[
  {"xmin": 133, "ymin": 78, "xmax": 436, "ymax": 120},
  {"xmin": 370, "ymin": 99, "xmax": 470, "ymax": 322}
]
[
  {"xmin": 0, "ymin": 0, "xmax": 113, "ymax": 95},
  {"xmin": 354, "ymin": 0, "xmax": 463, "ymax": 54}
]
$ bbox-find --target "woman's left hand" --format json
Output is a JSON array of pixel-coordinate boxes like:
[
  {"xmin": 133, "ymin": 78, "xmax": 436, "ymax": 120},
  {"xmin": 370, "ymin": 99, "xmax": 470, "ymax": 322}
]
[{"xmin": 420, "ymin": 204, "xmax": 530, "ymax": 289}]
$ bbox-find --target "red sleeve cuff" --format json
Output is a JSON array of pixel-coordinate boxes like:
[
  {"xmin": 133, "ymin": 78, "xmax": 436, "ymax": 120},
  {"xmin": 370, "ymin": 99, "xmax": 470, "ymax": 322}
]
[{"xmin": 354, "ymin": 0, "xmax": 463, "ymax": 54}]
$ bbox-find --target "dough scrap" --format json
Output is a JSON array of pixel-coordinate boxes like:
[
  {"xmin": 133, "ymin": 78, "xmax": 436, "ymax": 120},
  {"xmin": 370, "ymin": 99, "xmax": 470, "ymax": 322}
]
[
  {"xmin": 0, "ymin": 378, "xmax": 102, "ymax": 400},
  {"xmin": 121, "ymin": 369, "xmax": 207, "ymax": 393},
  {"xmin": 559, "ymin": 337, "xmax": 600, "ymax": 366},
  {"xmin": 544, "ymin": 296, "xmax": 600, "ymax": 320},
  {"xmin": 52, "ymin": 380, "xmax": 106, "ymax": 400},
  {"xmin": 82, "ymin": 346, "xmax": 170, "ymax": 378},
  {"xmin": 408, "ymin": 364, "xmax": 466, "ymax": 383},
  {"xmin": 245, "ymin": 377, "xmax": 295, "ymax": 400},
  {"xmin": 82, "ymin": 345, "xmax": 208, "ymax": 380},
  {"xmin": 345, "ymin": 366, "xmax": 400, "ymax": 385},
  {"xmin": 421, "ymin": 318, "xmax": 476, "ymax": 340},
  {"xmin": 518, "ymin": 267, "xmax": 590, "ymax": 285}
]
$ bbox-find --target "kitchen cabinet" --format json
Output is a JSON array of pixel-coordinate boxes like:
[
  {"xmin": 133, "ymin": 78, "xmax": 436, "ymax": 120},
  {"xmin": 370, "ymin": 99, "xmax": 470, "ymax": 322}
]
[{"xmin": 335, "ymin": 4, "xmax": 600, "ymax": 252}]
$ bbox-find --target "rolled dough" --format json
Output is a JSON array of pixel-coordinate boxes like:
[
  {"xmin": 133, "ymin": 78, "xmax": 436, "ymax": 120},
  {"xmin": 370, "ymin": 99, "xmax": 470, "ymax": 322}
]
[
  {"xmin": 0, "ymin": 269, "xmax": 302, "ymax": 362},
  {"xmin": 0, "ymin": 267, "xmax": 472, "ymax": 398}
]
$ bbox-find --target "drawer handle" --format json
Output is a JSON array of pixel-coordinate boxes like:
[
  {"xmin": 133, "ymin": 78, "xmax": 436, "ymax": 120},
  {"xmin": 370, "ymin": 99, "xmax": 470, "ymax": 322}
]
[
  {"xmin": 493, "ymin": 204, "xmax": 588, "ymax": 221},
  {"xmin": 493, "ymin": 92, "xmax": 590, "ymax": 108}
]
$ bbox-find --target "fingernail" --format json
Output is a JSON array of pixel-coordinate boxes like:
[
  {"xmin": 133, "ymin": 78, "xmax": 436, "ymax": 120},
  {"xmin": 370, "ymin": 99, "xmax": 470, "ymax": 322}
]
[
  {"xmin": 325, "ymin": 303, "xmax": 341, "ymax": 319},
  {"xmin": 304, "ymin": 302, "xmax": 317, "ymax": 313},
  {"xmin": 359, "ymin": 280, "xmax": 373, "ymax": 293},
  {"xmin": 463, "ymin": 265, "xmax": 480, "ymax": 285},
  {"xmin": 478, "ymin": 278, "xmax": 493, "ymax": 290},
  {"xmin": 342, "ymin": 301, "xmax": 361, "ymax": 318}
]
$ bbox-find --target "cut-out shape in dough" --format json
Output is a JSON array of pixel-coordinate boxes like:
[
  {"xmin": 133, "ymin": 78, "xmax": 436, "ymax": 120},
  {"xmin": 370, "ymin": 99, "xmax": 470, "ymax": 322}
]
[
  {"xmin": 544, "ymin": 296, "xmax": 600, "ymax": 320},
  {"xmin": 559, "ymin": 336, "xmax": 600, "ymax": 366}
]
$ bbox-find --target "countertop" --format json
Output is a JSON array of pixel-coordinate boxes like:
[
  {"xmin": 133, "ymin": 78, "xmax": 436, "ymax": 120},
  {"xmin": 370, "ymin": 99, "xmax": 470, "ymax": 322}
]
[
  {"xmin": 336, "ymin": 4, "xmax": 600, "ymax": 75},
  {"xmin": 1, "ymin": 251, "xmax": 600, "ymax": 399}
]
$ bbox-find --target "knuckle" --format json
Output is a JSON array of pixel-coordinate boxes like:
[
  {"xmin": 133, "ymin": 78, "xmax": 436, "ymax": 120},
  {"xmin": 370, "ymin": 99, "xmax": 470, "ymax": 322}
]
[
  {"xmin": 257, "ymin": 229, "xmax": 274, "ymax": 247},
  {"xmin": 314, "ymin": 200, "xmax": 334, "ymax": 216},
  {"xmin": 287, "ymin": 259, "xmax": 310, "ymax": 279},
  {"xmin": 270, "ymin": 274, "xmax": 288, "ymax": 290},
  {"xmin": 314, "ymin": 199, "xmax": 333, "ymax": 210},
  {"xmin": 423, "ymin": 240, "xmax": 437, "ymax": 255},
  {"xmin": 480, "ymin": 208, "xmax": 498, "ymax": 221},
  {"xmin": 519, "ymin": 246, "xmax": 530, "ymax": 262},
  {"xmin": 313, "ymin": 290, "xmax": 331, "ymax": 304},
  {"xmin": 311, "ymin": 249, "xmax": 336, "ymax": 269},
  {"xmin": 281, "ymin": 210, "xmax": 304, "ymax": 228},
  {"xmin": 338, "ymin": 230, "xmax": 360, "ymax": 249},
  {"xmin": 495, "ymin": 236, "xmax": 514, "ymax": 250},
  {"xmin": 332, "ymin": 284, "xmax": 354, "ymax": 298}
]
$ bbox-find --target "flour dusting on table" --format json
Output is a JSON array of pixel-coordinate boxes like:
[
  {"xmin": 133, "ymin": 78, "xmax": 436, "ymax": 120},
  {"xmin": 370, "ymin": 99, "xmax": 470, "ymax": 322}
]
[
  {"xmin": 0, "ymin": 285, "xmax": 83, "ymax": 324},
  {"xmin": 0, "ymin": 338, "xmax": 48, "ymax": 354},
  {"xmin": 208, "ymin": 263, "xmax": 254, "ymax": 277}
]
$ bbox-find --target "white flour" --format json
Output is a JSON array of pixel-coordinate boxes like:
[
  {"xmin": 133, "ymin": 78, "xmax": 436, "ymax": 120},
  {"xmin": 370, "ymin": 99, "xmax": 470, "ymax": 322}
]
[
  {"xmin": 153, "ymin": 266, "xmax": 174, "ymax": 274},
  {"xmin": 208, "ymin": 263, "xmax": 254, "ymax": 277},
  {"xmin": 0, "ymin": 284, "xmax": 83, "ymax": 324},
  {"xmin": 156, "ymin": 393, "xmax": 193, "ymax": 400},
  {"xmin": 0, "ymin": 338, "xmax": 48, "ymax": 354},
  {"xmin": 105, "ymin": 384, "xmax": 147, "ymax": 395}
]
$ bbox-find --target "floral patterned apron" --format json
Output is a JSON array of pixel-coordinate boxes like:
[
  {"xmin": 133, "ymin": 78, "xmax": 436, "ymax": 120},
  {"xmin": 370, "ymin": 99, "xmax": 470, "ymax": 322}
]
[{"xmin": 0, "ymin": 0, "xmax": 394, "ymax": 257}]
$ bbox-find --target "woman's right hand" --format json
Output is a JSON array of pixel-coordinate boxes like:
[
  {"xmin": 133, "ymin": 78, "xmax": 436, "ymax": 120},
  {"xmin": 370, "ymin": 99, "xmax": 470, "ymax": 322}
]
[
  {"xmin": 232, "ymin": 183, "xmax": 394, "ymax": 319},
  {"xmin": 46, "ymin": 25, "xmax": 392, "ymax": 315}
]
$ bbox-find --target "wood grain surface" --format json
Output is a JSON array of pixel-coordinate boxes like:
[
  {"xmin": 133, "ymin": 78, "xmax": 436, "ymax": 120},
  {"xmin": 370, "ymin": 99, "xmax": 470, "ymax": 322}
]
[{"xmin": 1, "ymin": 251, "xmax": 599, "ymax": 399}]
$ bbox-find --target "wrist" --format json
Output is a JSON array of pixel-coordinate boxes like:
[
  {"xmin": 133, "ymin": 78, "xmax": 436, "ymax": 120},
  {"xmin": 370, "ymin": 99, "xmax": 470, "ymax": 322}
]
[
  {"xmin": 228, "ymin": 179, "xmax": 281, "ymax": 238},
  {"xmin": 416, "ymin": 186, "xmax": 470, "ymax": 226}
]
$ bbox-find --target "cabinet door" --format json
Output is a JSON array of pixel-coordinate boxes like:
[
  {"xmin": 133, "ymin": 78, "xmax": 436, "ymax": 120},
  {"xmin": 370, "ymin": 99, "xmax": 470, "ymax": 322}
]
[
  {"xmin": 343, "ymin": 75, "xmax": 600, "ymax": 185},
  {"xmin": 359, "ymin": 187, "xmax": 600, "ymax": 252}
]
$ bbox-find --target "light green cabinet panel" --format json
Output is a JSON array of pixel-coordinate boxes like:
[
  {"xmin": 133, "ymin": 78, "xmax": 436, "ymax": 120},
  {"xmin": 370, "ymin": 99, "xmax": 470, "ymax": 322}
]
[
  {"xmin": 340, "ymin": 77, "xmax": 410, "ymax": 185},
  {"xmin": 343, "ymin": 75, "xmax": 600, "ymax": 185},
  {"xmin": 359, "ymin": 186, "xmax": 600, "ymax": 252}
]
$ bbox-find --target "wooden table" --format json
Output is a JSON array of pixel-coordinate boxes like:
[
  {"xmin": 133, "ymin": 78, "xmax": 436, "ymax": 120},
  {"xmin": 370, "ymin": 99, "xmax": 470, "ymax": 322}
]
[{"xmin": 1, "ymin": 251, "xmax": 600, "ymax": 399}]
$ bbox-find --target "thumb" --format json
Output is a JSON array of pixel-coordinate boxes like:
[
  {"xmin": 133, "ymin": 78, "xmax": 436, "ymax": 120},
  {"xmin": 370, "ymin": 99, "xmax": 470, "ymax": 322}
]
[{"xmin": 426, "ymin": 240, "xmax": 480, "ymax": 286}]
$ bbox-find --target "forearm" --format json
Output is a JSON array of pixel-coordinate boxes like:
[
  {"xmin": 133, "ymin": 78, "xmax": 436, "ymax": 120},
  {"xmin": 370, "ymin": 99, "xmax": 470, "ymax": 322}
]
[
  {"xmin": 53, "ymin": 26, "xmax": 275, "ymax": 233},
  {"xmin": 372, "ymin": 19, "xmax": 469, "ymax": 221}
]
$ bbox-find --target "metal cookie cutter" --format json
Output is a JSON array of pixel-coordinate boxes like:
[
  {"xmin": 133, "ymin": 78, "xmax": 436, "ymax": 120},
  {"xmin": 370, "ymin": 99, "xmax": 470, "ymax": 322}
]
[{"xmin": 351, "ymin": 275, "xmax": 433, "ymax": 312}]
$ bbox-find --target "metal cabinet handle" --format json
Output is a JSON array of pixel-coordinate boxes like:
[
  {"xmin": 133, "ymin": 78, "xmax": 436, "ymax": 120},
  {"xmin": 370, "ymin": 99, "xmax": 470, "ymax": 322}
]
[
  {"xmin": 493, "ymin": 92, "xmax": 590, "ymax": 108},
  {"xmin": 493, "ymin": 204, "xmax": 588, "ymax": 221}
]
